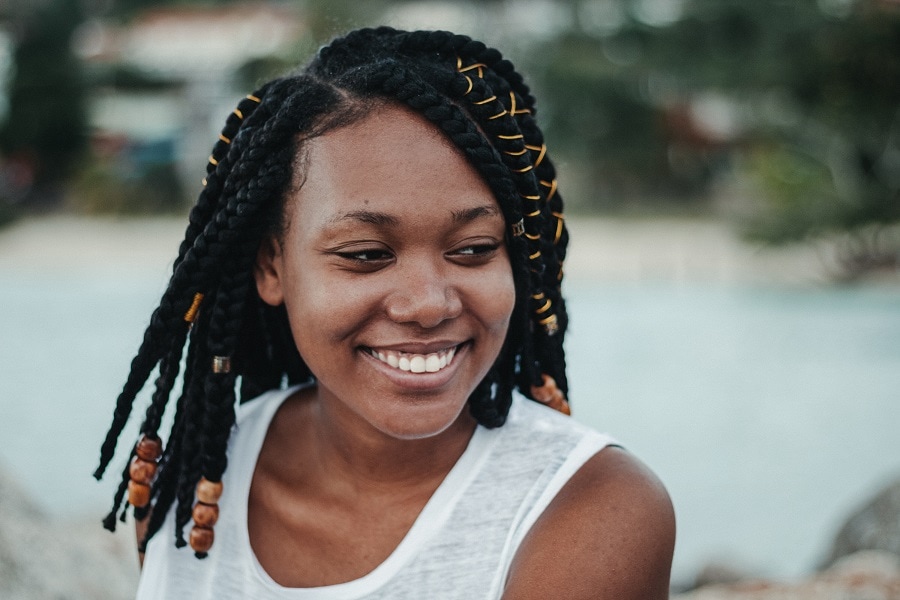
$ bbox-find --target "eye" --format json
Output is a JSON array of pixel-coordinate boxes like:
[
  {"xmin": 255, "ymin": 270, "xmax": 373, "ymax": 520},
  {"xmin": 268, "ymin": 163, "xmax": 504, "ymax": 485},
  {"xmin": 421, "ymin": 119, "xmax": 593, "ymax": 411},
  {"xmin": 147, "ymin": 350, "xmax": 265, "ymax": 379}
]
[
  {"xmin": 449, "ymin": 241, "xmax": 502, "ymax": 264},
  {"xmin": 335, "ymin": 248, "xmax": 393, "ymax": 263}
]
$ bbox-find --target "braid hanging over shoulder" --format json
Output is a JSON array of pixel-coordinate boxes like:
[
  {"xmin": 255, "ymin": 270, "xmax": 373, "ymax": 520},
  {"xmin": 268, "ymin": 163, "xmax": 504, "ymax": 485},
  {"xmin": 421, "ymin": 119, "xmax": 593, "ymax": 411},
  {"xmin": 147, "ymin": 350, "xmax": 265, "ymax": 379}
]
[{"xmin": 95, "ymin": 26, "xmax": 571, "ymax": 556}]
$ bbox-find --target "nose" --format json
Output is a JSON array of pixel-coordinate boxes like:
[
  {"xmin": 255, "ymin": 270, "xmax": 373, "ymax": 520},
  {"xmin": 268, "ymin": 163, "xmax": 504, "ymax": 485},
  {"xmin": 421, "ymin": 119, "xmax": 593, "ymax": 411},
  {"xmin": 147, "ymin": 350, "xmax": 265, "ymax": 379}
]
[{"xmin": 385, "ymin": 261, "xmax": 462, "ymax": 329}]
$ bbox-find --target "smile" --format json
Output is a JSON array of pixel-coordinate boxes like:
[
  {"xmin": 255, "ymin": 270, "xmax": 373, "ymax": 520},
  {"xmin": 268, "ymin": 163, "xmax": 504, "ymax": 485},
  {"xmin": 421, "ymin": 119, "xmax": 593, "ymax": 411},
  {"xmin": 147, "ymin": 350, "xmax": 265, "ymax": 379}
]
[{"xmin": 367, "ymin": 345, "xmax": 459, "ymax": 374}]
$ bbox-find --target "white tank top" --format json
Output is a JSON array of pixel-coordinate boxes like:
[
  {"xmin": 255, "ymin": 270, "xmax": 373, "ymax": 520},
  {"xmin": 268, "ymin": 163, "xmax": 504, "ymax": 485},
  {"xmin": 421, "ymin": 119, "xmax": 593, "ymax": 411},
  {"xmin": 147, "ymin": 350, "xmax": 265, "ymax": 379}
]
[{"xmin": 137, "ymin": 384, "xmax": 616, "ymax": 599}]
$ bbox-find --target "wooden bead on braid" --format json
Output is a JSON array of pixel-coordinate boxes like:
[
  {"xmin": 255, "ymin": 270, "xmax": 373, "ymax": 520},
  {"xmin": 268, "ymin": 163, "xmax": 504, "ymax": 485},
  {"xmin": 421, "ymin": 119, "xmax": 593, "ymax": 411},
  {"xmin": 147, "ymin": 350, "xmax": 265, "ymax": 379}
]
[
  {"xmin": 531, "ymin": 374, "xmax": 571, "ymax": 415},
  {"xmin": 190, "ymin": 477, "xmax": 224, "ymax": 554},
  {"xmin": 128, "ymin": 434, "xmax": 162, "ymax": 508}
]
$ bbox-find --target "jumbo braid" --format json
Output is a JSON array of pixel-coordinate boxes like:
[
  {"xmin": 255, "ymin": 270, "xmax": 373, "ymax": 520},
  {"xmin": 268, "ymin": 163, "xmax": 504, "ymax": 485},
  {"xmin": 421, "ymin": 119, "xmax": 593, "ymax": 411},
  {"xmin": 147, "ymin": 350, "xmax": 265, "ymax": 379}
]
[{"xmin": 98, "ymin": 27, "xmax": 572, "ymax": 555}]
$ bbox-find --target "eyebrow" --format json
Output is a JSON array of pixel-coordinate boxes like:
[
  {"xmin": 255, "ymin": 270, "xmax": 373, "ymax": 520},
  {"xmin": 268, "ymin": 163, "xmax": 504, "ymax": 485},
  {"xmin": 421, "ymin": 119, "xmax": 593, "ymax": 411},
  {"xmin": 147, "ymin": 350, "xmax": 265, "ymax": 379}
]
[{"xmin": 327, "ymin": 204, "xmax": 500, "ymax": 228}]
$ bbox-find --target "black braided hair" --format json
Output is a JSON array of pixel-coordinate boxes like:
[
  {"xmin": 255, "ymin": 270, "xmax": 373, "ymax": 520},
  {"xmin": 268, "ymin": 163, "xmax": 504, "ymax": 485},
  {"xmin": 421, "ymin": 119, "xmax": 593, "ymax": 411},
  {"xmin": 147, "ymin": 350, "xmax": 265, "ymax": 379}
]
[{"xmin": 95, "ymin": 27, "xmax": 571, "ymax": 554}]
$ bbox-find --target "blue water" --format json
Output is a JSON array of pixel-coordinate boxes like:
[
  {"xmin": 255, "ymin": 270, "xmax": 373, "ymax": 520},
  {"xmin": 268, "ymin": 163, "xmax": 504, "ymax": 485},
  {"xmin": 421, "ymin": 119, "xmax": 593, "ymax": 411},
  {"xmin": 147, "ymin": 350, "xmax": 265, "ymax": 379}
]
[{"xmin": 1, "ymin": 266, "xmax": 898, "ymax": 584}]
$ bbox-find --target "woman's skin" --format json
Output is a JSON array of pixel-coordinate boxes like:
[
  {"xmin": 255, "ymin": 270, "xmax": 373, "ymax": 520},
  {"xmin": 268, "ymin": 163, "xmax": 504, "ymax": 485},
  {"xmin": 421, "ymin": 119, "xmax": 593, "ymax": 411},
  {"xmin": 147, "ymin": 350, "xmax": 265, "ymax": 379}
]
[{"xmin": 140, "ymin": 103, "xmax": 676, "ymax": 598}]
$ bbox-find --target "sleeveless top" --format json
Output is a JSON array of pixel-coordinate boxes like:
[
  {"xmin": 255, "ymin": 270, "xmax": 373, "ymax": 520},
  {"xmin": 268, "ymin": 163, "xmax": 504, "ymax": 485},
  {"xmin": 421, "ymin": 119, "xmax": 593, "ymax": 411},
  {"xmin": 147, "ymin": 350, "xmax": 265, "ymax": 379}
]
[{"xmin": 136, "ymin": 384, "xmax": 617, "ymax": 600}]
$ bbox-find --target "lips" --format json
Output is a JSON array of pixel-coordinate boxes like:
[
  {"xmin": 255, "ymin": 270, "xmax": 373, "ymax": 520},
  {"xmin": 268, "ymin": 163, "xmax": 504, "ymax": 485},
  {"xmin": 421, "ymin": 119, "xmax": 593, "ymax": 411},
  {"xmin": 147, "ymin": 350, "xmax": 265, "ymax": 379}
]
[{"xmin": 366, "ymin": 345, "xmax": 459, "ymax": 374}]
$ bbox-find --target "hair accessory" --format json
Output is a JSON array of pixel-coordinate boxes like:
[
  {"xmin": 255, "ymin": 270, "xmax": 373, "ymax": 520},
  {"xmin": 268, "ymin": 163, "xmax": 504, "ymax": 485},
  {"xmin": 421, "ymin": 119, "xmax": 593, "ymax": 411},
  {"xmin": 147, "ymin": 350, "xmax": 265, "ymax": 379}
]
[
  {"xmin": 526, "ymin": 144, "xmax": 547, "ymax": 168},
  {"xmin": 184, "ymin": 292, "xmax": 204, "ymax": 323},
  {"xmin": 218, "ymin": 134, "xmax": 231, "ymax": 144},
  {"xmin": 233, "ymin": 108, "xmax": 244, "ymax": 120},
  {"xmin": 535, "ymin": 299, "xmax": 552, "ymax": 315},
  {"xmin": 539, "ymin": 313, "xmax": 559, "ymax": 336},
  {"xmin": 530, "ymin": 374, "xmax": 570, "ymax": 415},
  {"xmin": 189, "ymin": 477, "xmax": 224, "ymax": 555},
  {"xmin": 504, "ymin": 148, "xmax": 528, "ymax": 157},
  {"xmin": 473, "ymin": 95, "xmax": 497, "ymax": 105},
  {"xmin": 208, "ymin": 155, "xmax": 218, "ymax": 166},
  {"xmin": 127, "ymin": 434, "xmax": 162, "ymax": 508},
  {"xmin": 511, "ymin": 219, "xmax": 525, "ymax": 237},
  {"xmin": 513, "ymin": 164, "xmax": 533, "ymax": 173},
  {"xmin": 211, "ymin": 356, "xmax": 231, "ymax": 374},
  {"xmin": 540, "ymin": 179, "xmax": 558, "ymax": 201},
  {"xmin": 498, "ymin": 133, "xmax": 524, "ymax": 141},
  {"xmin": 552, "ymin": 212, "xmax": 565, "ymax": 244},
  {"xmin": 489, "ymin": 109, "xmax": 509, "ymax": 120},
  {"xmin": 246, "ymin": 94, "xmax": 261, "ymax": 103},
  {"xmin": 509, "ymin": 91, "xmax": 532, "ymax": 116}
]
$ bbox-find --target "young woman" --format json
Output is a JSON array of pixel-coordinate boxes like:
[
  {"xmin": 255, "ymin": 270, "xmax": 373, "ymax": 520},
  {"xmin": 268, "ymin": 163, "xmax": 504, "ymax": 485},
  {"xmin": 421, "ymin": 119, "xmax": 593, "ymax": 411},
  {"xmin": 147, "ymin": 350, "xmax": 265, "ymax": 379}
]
[{"xmin": 95, "ymin": 27, "xmax": 675, "ymax": 599}]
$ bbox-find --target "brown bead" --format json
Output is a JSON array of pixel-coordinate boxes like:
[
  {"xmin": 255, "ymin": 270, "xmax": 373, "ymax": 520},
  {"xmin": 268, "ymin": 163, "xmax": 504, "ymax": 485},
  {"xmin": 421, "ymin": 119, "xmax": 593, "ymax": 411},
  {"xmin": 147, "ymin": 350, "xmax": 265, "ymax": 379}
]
[
  {"xmin": 127, "ymin": 480, "xmax": 151, "ymax": 508},
  {"xmin": 129, "ymin": 457, "xmax": 158, "ymax": 485},
  {"xmin": 189, "ymin": 525, "xmax": 214, "ymax": 553},
  {"xmin": 135, "ymin": 435, "xmax": 162, "ymax": 462},
  {"xmin": 191, "ymin": 502, "xmax": 219, "ymax": 528},
  {"xmin": 196, "ymin": 478, "xmax": 223, "ymax": 504},
  {"xmin": 530, "ymin": 374, "xmax": 559, "ymax": 404}
]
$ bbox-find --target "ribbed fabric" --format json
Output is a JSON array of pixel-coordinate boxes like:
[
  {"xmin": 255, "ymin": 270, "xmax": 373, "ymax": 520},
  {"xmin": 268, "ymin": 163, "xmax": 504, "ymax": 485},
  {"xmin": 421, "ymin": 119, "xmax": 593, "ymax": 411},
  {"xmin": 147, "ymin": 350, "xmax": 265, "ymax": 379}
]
[{"xmin": 137, "ymin": 385, "xmax": 616, "ymax": 600}]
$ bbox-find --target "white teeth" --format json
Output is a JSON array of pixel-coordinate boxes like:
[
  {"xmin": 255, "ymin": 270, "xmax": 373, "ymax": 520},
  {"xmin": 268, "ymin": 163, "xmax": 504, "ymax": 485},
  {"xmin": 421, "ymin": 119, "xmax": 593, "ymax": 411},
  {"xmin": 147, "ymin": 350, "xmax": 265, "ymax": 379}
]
[{"xmin": 369, "ymin": 346, "xmax": 459, "ymax": 374}]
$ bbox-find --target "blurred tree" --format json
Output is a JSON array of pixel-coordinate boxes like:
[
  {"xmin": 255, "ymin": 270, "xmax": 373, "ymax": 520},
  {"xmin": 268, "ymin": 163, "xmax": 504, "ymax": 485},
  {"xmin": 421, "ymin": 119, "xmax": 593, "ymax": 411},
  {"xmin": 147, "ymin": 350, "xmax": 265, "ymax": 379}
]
[
  {"xmin": 528, "ymin": 0, "xmax": 899, "ymax": 275},
  {"xmin": 0, "ymin": 0, "xmax": 88, "ymax": 206}
]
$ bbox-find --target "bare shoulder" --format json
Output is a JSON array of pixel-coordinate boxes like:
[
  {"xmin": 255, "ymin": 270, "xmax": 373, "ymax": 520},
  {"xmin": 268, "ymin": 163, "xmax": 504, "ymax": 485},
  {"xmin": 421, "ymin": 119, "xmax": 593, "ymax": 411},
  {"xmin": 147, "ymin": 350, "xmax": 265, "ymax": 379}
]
[{"xmin": 503, "ymin": 446, "xmax": 675, "ymax": 600}]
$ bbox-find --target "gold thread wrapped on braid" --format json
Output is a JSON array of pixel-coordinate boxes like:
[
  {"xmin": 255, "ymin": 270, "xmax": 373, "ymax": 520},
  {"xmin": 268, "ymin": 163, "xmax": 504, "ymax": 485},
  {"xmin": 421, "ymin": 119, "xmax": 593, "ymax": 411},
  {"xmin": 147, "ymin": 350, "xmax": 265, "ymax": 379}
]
[
  {"xmin": 218, "ymin": 134, "xmax": 231, "ymax": 144},
  {"xmin": 183, "ymin": 293, "xmax": 204, "ymax": 324},
  {"xmin": 521, "ymin": 193, "xmax": 541, "ymax": 201},
  {"xmin": 504, "ymin": 148, "xmax": 528, "ymax": 157},
  {"xmin": 558, "ymin": 262, "xmax": 564, "ymax": 281},
  {"xmin": 526, "ymin": 144, "xmax": 547, "ymax": 168},
  {"xmin": 540, "ymin": 179, "xmax": 558, "ymax": 201},
  {"xmin": 246, "ymin": 94, "xmax": 261, "ymax": 103},
  {"xmin": 539, "ymin": 313, "xmax": 559, "ymax": 335},
  {"xmin": 488, "ymin": 109, "xmax": 508, "ymax": 120},
  {"xmin": 208, "ymin": 156, "xmax": 218, "ymax": 166},
  {"xmin": 498, "ymin": 134, "xmax": 524, "ymax": 140},
  {"xmin": 535, "ymin": 299, "xmax": 552, "ymax": 314},
  {"xmin": 513, "ymin": 165, "xmax": 533, "ymax": 173},
  {"xmin": 525, "ymin": 232, "xmax": 540, "ymax": 241},
  {"xmin": 525, "ymin": 209, "xmax": 540, "ymax": 218},
  {"xmin": 473, "ymin": 95, "xmax": 497, "ymax": 105},
  {"xmin": 552, "ymin": 211, "xmax": 565, "ymax": 244},
  {"xmin": 529, "ymin": 250, "xmax": 542, "ymax": 260},
  {"xmin": 532, "ymin": 292, "xmax": 545, "ymax": 300},
  {"xmin": 233, "ymin": 108, "xmax": 244, "ymax": 119},
  {"xmin": 201, "ymin": 178, "xmax": 208, "ymax": 187},
  {"xmin": 508, "ymin": 91, "xmax": 532, "ymax": 116}
]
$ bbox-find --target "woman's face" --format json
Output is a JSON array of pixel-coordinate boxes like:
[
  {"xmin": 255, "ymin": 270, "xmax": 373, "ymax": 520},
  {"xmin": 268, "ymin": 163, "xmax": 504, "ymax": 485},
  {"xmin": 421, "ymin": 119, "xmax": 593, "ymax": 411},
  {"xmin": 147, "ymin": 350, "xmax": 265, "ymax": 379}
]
[{"xmin": 255, "ymin": 104, "xmax": 515, "ymax": 440}]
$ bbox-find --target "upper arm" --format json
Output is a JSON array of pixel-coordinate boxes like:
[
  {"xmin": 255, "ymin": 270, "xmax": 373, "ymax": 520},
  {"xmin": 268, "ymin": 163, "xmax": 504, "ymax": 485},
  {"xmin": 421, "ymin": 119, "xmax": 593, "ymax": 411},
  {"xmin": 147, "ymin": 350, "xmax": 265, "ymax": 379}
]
[{"xmin": 502, "ymin": 447, "xmax": 675, "ymax": 600}]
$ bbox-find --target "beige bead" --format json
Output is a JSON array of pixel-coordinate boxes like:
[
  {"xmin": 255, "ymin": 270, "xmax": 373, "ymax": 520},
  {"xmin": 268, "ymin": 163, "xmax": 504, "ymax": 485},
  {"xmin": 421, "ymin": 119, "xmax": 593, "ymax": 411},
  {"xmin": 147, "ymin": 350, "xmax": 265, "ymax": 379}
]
[{"xmin": 196, "ymin": 478, "xmax": 224, "ymax": 504}]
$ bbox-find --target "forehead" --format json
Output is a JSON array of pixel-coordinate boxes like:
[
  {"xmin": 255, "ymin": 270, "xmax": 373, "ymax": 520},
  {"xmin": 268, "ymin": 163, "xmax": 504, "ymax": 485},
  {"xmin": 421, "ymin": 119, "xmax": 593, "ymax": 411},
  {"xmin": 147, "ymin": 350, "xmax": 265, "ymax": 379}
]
[{"xmin": 287, "ymin": 104, "xmax": 498, "ymax": 229}]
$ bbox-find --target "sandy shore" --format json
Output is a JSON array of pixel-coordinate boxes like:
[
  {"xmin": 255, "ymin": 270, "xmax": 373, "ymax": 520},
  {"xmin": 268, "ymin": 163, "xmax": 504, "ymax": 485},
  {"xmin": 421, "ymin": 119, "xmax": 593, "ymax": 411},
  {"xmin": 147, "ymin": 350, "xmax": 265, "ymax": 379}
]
[{"xmin": 1, "ymin": 214, "xmax": 882, "ymax": 286}]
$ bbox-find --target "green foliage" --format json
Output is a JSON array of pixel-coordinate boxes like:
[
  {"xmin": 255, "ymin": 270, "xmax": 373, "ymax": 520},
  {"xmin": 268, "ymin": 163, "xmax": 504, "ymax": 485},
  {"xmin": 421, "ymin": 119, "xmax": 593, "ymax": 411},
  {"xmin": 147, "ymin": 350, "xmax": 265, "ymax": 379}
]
[
  {"xmin": 0, "ymin": 0, "xmax": 88, "ymax": 201},
  {"xmin": 70, "ymin": 158, "xmax": 188, "ymax": 215}
]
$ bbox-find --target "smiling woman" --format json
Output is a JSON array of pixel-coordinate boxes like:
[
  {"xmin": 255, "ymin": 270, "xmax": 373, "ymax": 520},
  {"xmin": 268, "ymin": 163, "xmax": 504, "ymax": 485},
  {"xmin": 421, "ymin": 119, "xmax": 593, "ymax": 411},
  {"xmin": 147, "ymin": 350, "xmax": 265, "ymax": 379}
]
[{"xmin": 93, "ymin": 27, "xmax": 674, "ymax": 599}]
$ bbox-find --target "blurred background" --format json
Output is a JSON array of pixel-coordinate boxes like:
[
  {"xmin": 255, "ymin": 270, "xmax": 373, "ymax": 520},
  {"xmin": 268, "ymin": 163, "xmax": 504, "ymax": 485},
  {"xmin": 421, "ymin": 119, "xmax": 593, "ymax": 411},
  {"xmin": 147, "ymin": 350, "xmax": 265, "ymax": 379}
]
[{"xmin": 0, "ymin": 0, "xmax": 898, "ymax": 597}]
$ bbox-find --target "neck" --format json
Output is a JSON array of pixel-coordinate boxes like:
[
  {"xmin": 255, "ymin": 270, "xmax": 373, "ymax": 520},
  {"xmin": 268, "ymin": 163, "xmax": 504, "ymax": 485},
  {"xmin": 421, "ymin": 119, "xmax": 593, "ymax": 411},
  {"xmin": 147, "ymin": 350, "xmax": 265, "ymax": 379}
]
[{"xmin": 269, "ymin": 386, "xmax": 478, "ymax": 495}]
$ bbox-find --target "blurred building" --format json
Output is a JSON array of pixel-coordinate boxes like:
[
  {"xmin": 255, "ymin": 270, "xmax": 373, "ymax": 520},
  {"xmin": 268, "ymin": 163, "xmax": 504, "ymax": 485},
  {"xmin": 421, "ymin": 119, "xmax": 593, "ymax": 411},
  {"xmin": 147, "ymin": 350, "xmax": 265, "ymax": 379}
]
[{"xmin": 72, "ymin": 3, "xmax": 306, "ymax": 189}]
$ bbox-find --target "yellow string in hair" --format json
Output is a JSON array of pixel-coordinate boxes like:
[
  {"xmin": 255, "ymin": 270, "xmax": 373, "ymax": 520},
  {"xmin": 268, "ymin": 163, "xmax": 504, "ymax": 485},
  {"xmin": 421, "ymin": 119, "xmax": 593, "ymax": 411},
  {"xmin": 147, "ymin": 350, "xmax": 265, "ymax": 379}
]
[
  {"xmin": 183, "ymin": 293, "xmax": 204, "ymax": 323},
  {"xmin": 246, "ymin": 94, "xmax": 261, "ymax": 103}
]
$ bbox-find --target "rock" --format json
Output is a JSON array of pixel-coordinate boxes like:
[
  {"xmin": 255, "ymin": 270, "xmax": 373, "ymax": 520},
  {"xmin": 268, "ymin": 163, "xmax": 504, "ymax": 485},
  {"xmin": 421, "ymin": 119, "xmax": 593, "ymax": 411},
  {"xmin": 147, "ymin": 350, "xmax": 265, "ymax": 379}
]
[
  {"xmin": 0, "ymin": 464, "xmax": 139, "ymax": 600},
  {"xmin": 823, "ymin": 477, "xmax": 900, "ymax": 567},
  {"xmin": 672, "ymin": 550, "xmax": 900, "ymax": 600}
]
